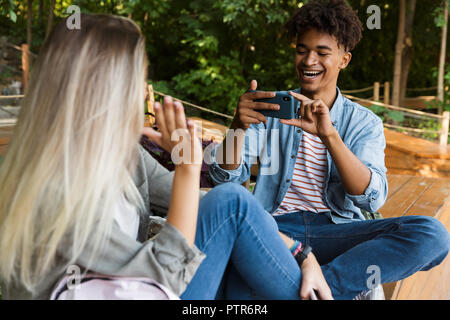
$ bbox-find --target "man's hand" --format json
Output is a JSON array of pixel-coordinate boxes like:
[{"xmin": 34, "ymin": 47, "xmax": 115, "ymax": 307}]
[
  {"xmin": 300, "ymin": 252, "xmax": 334, "ymax": 300},
  {"xmin": 231, "ymin": 80, "xmax": 279, "ymax": 130},
  {"xmin": 280, "ymin": 91, "xmax": 336, "ymax": 140}
]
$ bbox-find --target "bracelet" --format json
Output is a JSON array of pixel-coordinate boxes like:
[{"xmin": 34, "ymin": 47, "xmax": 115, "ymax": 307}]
[
  {"xmin": 290, "ymin": 240, "xmax": 303, "ymax": 256},
  {"xmin": 290, "ymin": 240, "xmax": 299, "ymax": 252}
]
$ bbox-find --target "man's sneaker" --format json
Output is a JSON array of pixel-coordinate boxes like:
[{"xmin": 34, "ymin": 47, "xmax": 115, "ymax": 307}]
[{"xmin": 353, "ymin": 284, "xmax": 385, "ymax": 300}]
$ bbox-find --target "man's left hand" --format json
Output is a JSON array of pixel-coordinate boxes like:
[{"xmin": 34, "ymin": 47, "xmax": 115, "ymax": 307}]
[{"xmin": 280, "ymin": 91, "xmax": 336, "ymax": 139}]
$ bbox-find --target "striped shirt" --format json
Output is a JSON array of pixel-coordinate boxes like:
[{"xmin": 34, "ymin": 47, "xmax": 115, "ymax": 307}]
[{"xmin": 274, "ymin": 131, "xmax": 330, "ymax": 215}]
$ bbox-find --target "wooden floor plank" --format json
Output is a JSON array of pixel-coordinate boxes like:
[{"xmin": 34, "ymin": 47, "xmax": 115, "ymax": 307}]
[
  {"xmin": 404, "ymin": 179, "xmax": 450, "ymax": 217},
  {"xmin": 386, "ymin": 175, "xmax": 412, "ymax": 201},
  {"xmin": 417, "ymin": 255, "xmax": 450, "ymax": 300},
  {"xmin": 378, "ymin": 176, "xmax": 434, "ymax": 219},
  {"xmin": 393, "ymin": 195, "xmax": 450, "ymax": 299}
]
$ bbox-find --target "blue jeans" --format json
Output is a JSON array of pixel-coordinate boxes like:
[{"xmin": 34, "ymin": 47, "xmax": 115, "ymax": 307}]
[{"xmin": 181, "ymin": 183, "xmax": 450, "ymax": 300}]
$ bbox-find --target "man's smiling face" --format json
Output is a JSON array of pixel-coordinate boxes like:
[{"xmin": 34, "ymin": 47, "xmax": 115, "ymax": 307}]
[{"xmin": 295, "ymin": 28, "xmax": 351, "ymax": 97}]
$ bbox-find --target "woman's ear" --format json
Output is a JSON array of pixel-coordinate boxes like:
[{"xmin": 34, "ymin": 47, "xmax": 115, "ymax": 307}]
[{"xmin": 339, "ymin": 52, "xmax": 352, "ymax": 70}]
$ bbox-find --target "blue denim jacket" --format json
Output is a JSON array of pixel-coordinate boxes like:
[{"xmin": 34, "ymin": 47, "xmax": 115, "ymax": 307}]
[{"xmin": 208, "ymin": 87, "xmax": 388, "ymax": 224}]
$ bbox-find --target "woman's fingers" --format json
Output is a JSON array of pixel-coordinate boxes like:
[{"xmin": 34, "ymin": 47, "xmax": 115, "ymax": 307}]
[
  {"xmin": 142, "ymin": 127, "xmax": 163, "ymax": 146},
  {"xmin": 174, "ymin": 101, "xmax": 187, "ymax": 130},
  {"xmin": 163, "ymin": 96, "xmax": 177, "ymax": 134},
  {"xmin": 154, "ymin": 102, "xmax": 170, "ymax": 139}
]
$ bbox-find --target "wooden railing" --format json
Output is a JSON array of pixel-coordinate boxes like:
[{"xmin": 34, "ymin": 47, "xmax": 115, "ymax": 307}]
[{"xmin": 343, "ymin": 93, "xmax": 449, "ymax": 147}]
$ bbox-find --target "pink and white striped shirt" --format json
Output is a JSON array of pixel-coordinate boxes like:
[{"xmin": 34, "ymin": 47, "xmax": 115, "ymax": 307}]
[{"xmin": 274, "ymin": 131, "xmax": 330, "ymax": 215}]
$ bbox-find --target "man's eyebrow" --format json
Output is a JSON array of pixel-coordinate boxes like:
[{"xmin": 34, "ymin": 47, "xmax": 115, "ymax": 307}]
[{"xmin": 296, "ymin": 43, "xmax": 333, "ymax": 51}]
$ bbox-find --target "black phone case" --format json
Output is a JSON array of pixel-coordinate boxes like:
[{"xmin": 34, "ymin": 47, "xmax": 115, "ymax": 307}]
[{"xmin": 253, "ymin": 90, "xmax": 299, "ymax": 119}]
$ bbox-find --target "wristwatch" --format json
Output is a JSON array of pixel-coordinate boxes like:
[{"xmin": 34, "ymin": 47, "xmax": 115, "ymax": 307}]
[{"xmin": 294, "ymin": 244, "xmax": 312, "ymax": 267}]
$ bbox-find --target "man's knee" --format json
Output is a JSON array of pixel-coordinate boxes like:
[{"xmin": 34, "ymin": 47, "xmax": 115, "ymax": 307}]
[{"xmin": 401, "ymin": 216, "xmax": 450, "ymax": 261}]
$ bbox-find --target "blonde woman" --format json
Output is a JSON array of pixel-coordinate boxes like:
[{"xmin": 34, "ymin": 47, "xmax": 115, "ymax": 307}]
[{"xmin": 0, "ymin": 14, "xmax": 332, "ymax": 300}]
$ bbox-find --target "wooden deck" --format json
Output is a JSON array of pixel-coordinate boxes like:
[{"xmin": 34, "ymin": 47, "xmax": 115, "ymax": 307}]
[
  {"xmin": 1, "ymin": 122, "xmax": 449, "ymax": 299},
  {"xmin": 379, "ymin": 174, "xmax": 450, "ymax": 300},
  {"xmin": 385, "ymin": 128, "xmax": 450, "ymax": 178}
]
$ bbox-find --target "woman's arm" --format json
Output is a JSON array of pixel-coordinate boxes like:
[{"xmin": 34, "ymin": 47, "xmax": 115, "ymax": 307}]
[{"xmin": 142, "ymin": 96, "xmax": 203, "ymax": 246}]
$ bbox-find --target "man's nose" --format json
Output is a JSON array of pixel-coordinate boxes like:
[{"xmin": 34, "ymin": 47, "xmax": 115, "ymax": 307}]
[{"xmin": 303, "ymin": 52, "xmax": 318, "ymax": 66}]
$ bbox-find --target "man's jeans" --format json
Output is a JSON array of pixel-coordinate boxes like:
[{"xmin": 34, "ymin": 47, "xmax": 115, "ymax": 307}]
[{"xmin": 181, "ymin": 183, "xmax": 450, "ymax": 300}]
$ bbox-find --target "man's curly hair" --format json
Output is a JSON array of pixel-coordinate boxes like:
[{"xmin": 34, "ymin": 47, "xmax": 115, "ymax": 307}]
[{"xmin": 286, "ymin": 0, "xmax": 363, "ymax": 51}]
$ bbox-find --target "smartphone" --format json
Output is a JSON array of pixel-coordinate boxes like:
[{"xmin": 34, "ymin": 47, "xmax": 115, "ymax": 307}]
[{"xmin": 252, "ymin": 90, "xmax": 299, "ymax": 120}]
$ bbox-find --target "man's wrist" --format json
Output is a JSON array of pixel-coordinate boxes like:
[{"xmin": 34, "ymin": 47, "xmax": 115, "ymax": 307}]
[
  {"xmin": 294, "ymin": 244, "xmax": 313, "ymax": 267},
  {"xmin": 320, "ymin": 127, "xmax": 339, "ymax": 147}
]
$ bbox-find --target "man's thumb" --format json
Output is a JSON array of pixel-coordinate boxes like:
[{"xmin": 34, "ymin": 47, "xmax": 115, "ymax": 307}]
[{"xmin": 249, "ymin": 79, "xmax": 257, "ymax": 91}]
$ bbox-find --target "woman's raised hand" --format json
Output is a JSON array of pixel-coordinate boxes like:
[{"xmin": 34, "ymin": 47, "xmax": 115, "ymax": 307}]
[{"xmin": 142, "ymin": 96, "xmax": 203, "ymax": 170}]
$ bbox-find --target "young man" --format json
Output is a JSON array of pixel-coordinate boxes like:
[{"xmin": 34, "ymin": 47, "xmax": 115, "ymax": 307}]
[{"xmin": 209, "ymin": 0, "xmax": 449, "ymax": 299}]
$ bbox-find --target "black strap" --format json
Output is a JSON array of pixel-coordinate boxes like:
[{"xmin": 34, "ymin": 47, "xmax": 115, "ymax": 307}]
[{"xmin": 294, "ymin": 244, "xmax": 312, "ymax": 267}]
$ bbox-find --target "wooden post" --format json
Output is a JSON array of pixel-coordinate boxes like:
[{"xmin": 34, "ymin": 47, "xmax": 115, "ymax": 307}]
[
  {"xmin": 373, "ymin": 82, "xmax": 380, "ymax": 101},
  {"xmin": 440, "ymin": 111, "xmax": 449, "ymax": 147},
  {"xmin": 384, "ymin": 81, "xmax": 390, "ymax": 105},
  {"xmin": 21, "ymin": 44, "xmax": 30, "ymax": 91},
  {"xmin": 146, "ymin": 84, "xmax": 155, "ymax": 127}
]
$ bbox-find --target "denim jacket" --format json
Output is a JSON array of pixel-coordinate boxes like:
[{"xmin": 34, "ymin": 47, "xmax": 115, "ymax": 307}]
[{"xmin": 209, "ymin": 87, "xmax": 388, "ymax": 224}]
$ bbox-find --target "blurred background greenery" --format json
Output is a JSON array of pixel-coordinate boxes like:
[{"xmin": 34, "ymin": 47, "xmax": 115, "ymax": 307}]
[{"xmin": 0, "ymin": 0, "xmax": 448, "ymax": 127}]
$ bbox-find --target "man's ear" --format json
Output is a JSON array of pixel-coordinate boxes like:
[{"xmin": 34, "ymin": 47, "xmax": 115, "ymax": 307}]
[{"xmin": 339, "ymin": 52, "xmax": 352, "ymax": 70}]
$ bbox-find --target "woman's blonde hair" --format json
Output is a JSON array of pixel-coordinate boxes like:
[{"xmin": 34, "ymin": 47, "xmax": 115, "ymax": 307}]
[{"xmin": 0, "ymin": 14, "xmax": 147, "ymax": 292}]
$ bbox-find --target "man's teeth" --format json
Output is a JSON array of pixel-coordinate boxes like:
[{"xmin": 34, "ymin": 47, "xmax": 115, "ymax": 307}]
[{"xmin": 303, "ymin": 71, "xmax": 323, "ymax": 77}]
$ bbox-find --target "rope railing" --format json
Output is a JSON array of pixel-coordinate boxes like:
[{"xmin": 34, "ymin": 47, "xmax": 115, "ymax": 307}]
[
  {"xmin": 343, "ymin": 94, "xmax": 449, "ymax": 146},
  {"xmin": 383, "ymin": 123, "xmax": 444, "ymax": 135},
  {"xmin": 0, "ymin": 95, "xmax": 24, "ymax": 100},
  {"xmin": 343, "ymin": 94, "xmax": 444, "ymax": 119},
  {"xmin": 1, "ymin": 88, "xmax": 448, "ymax": 146},
  {"xmin": 153, "ymin": 90, "xmax": 234, "ymax": 120},
  {"xmin": 406, "ymin": 86, "xmax": 438, "ymax": 92},
  {"xmin": 0, "ymin": 92, "xmax": 444, "ymax": 121},
  {"xmin": 341, "ymin": 85, "xmax": 374, "ymax": 94},
  {"xmin": 5, "ymin": 42, "xmax": 37, "ymax": 58}
]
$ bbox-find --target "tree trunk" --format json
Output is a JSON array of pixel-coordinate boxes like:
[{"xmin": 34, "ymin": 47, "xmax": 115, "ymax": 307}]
[
  {"xmin": 45, "ymin": 0, "xmax": 56, "ymax": 40},
  {"xmin": 38, "ymin": 0, "xmax": 44, "ymax": 29},
  {"xmin": 392, "ymin": 0, "xmax": 406, "ymax": 107},
  {"xmin": 400, "ymin": 0, "xmax": 417, "ymax": 105},
  {"xmin": 437, "ymin": 0, "xmax": 448, "ymax": 114},
  {"xmin": 27, "ymin": 0, "xmax": 33, "ymax": 48}
]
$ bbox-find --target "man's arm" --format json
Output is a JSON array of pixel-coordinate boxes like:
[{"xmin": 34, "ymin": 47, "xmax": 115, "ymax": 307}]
[
  {"xmin": 281, "ymin": 92, "xmax": 375, "ymax": 195},
  {"xmin": 321, "ymin": 128, "xmax": 371, "ymax": 195},
  {"xmin": 216, "ymin": 80, "xmax": 277, "ymax": 170}
]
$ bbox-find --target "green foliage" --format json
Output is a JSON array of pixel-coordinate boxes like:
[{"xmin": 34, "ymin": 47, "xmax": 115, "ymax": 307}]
[
  {"xmin": 433, "ymin": 0, "xmax": 450, "ymax": 27},
  {"xmin": 0, "ymin": 0, "xmax": 17, "ymax": 22},
  {"xmin": 426, "ymin": 64, "xmax": 450, "ymax": 111},
  {"xmin": 0, "ymin": 0, "xmax": 447, "ymax": 123},
  {"xmin": 386, "ymin": 110, "xmax": 405, "ymax": 123}
]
